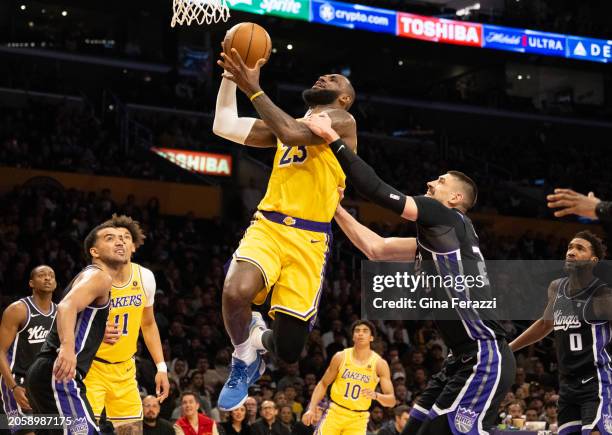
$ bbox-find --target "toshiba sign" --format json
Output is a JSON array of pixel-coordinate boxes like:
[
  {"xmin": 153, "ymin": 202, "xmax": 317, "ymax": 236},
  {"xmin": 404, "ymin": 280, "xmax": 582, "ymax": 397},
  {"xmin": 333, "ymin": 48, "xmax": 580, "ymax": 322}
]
[
  {"xmin": 397, "ymin": 13, "xmax": 482, "ymax": 47},
  {"xmin": 152, "ymin": 147, "xmax": 232, "ymax": 176}
]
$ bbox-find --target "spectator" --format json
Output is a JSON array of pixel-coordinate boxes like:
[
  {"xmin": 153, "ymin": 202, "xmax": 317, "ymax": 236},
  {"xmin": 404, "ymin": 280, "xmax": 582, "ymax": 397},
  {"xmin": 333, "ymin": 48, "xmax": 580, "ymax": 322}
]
[
  {"xmin": 284, "ymin": 385, "xmax": 304, "ymax": 419},
  {"xmin": 543, "ymin": 401, "xmax": 558, "ymax": 428},
  {"xmin": 367, "ymin": 405, "xmax": 385, "ymax": 434},
  {"xmin": 277, "ymin": 363, "xmax": 304, "ymax": 391},
  {"xmin": 143, "ymin": 395, "xmax": 174, "ymax": 435},
  {"xmin": 322, "ymin": 320, "xmax": 347, "ymax": 349},
  {"xmin": 245, "ymin": 397, "xmax": 259, "ymax": 425},
  {"xmin": 160, "ymin": 378, "xmax": 181, "ymax": 421},
  {"xmin": 174, "ymin": 391, "xmax": 220, "ymax": 435},
  {"xmin": 278, "ymin": 405, "xmax": 294, "ymax": 433},
  {"xmin": 501, "ymin": 401, "xmax": 525, "ymax": 427},
  {"xmin": 221, "ymin": 404, "xmax": 251, "ymax": 435},
  {"xmin": 251, "ymin": 400, "xmax": 290, "ymax": 435},
  {"xmin": 525, "ymin": 407, "xmax": 539, "ymax": 422},
  {"xmin": 377, "ymin": 405, "xmax": 410, "ymax": 435}
]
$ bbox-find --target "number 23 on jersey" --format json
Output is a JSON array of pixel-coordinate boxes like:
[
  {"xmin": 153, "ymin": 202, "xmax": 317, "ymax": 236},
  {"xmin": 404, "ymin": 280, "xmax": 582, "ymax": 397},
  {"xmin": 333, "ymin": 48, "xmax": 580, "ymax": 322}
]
[{"xmin": 278, "ymin": 145, "xmax": 308, "ymax": 166}]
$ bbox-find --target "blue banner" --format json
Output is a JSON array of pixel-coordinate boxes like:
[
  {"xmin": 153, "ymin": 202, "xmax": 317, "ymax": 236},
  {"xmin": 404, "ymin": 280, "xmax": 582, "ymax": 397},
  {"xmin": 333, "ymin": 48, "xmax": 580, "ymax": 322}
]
[
  {"xmin": 311, "ymin": 0, "xmax": 396, "ymax": 35},
  {"xmin": 567, "ymin": 36, "xmax": 612, "ymax": 63},
  {"xmin": 482, "ymin": 25, "xmax": 525, "ymax": 53},
  {"xmin": 520, "ymin": 30, "xmax": 566, "ymax": 57}
]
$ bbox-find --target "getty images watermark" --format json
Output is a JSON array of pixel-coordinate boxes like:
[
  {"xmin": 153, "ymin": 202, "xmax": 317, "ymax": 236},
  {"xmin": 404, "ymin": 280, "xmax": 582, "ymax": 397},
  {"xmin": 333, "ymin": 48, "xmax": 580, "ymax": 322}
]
[
  {"xmin": 361, "ymin": 260, "xmax": 612, "ymax": 321},
  {"xmin": 372, "ymin": 270, "xmax": 493, "ymax": 310}
]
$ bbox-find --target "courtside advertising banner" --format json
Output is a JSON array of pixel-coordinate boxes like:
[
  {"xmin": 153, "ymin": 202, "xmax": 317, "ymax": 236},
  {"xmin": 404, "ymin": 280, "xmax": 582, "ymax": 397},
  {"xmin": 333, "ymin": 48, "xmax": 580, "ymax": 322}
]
[
  {"xmin": 396, "ymin": 12, "xmax": 482, "ymax": 47},
  {"xmin": 152, "ymin": 147, "xmax": 233, "ymax": 176},
  {"xmin": 520, "ymin": 29, "xmax": 566, "ymax": 57},
  {"xmin": 226, "ymin": 0, "xmax": 310, "ymax": 21},
  {"xmin": 482, "ymin": 24, "xmax": 526, "ymax": 53},
  {"xmin": 567, "ymin": 36, "xmax": 612, "ymax": 63},
  {"xmin": 311, "ymin": 0, "xmax": 396, "ymax": 34}
]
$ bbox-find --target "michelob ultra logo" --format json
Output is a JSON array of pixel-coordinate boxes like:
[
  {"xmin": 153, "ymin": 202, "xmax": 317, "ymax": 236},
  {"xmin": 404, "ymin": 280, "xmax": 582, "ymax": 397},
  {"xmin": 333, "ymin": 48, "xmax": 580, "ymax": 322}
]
[{"xmin": 227, "ymin": 0, "xmax": 310, "ymax": 20}]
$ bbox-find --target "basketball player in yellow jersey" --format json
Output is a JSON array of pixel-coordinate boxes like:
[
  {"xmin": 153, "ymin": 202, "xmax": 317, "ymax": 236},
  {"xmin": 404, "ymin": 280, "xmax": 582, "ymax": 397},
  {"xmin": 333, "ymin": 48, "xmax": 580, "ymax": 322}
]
[
  {"xmin": 84, "ymin": 214, "xmax": 169, "ymax": 434},
  {"xmin": 302, "ymin": 320, "xmax": 395, "ymax": 435},
  {"xmin": 214, "ymin": 46, "xmax": 357, "ymax": 410}
]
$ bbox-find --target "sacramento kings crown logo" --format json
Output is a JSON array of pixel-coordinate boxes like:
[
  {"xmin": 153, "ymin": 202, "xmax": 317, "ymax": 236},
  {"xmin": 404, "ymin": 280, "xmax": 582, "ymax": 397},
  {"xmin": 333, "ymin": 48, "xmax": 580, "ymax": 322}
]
[
  {"xmin": 454, "ymin": 407, "xmax": 478, "ymax": 433},
  {"xmin": 603, "ymin": 414, "xmax": 612, "ymax": 433}
]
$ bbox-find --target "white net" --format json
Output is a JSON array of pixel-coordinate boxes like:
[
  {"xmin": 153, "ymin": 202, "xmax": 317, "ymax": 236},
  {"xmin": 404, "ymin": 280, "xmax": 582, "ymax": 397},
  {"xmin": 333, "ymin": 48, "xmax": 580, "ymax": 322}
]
[{"xmin": 171, "ymin": 0, "xmax": 230, "ymax": 27}]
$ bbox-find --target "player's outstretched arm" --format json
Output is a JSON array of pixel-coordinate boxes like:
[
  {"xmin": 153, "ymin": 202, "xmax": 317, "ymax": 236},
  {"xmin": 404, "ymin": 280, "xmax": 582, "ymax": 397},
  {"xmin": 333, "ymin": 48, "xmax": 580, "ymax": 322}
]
[
  {"xmin": 509, "ymin": 279, "xmax": 558, "ymax": 352},
  {"xmin": 213, "ymin": 77, "xmax": 277, "ymax": 148},
  {"xmin": 302, "ymin": 352, "xmax": 343, "ymax": 426},
  {"xmin": 140, "ymin": 267, "xmax": 170, "ymax": 403},
  {"xmin": 304, "ymin": 113, "xmax": 418, "ymax": 220},
  {"xmin": 547, "ymin": 188, "xmax": 612, "ymax": 221},
  {"xmin": 54, "ymin": 269, "xmax": 112, "ymax": 382},
  {"xmin": 335, "ymin": 205, "xmax": 416, "ymax": 261},
  {"xmin": 0, "ymin": 301, "xmax": 31, "ymax": 410},
  {"xmin": 218, "ymin": 49, "xmax": 356, "ymax": 149},
  {"xmin": 366, "ymin": 358, "xmax": 396, "ymax": 408}
]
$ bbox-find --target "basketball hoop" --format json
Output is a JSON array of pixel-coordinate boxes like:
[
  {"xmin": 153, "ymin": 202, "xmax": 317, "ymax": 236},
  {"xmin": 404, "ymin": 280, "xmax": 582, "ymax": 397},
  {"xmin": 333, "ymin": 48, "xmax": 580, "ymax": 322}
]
[{"xmin": 171, "ymin": 0, "xmax": 230, "ymax": 27}]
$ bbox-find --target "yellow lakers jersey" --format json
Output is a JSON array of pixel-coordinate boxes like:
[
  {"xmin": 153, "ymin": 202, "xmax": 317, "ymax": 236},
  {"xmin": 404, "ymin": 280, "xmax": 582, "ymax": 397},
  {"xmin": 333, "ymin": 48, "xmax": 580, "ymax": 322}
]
[
  {"xmin": 95, "ymin": 263, "xmax": 150, "ymax": 363},
  {"xmin": 330, "ymin": 348, "xmax": 380, "ymax": 411},
  {"xmin": 257, "ymin": 137, "xmax": 346, "ymax": 222}
]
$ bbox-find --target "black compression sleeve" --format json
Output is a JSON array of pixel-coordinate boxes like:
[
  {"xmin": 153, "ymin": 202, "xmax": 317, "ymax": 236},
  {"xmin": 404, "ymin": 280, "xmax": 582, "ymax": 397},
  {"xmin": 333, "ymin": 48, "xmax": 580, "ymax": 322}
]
[{"xmin": 329, "ymin": 138, "xmax": 407, "ymax": 215}]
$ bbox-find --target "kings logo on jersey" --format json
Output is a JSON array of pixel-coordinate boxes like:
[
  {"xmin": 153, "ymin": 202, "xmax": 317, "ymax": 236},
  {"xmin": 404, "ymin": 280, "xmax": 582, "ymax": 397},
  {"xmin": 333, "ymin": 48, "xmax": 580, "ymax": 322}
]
[
  {"xmin": 455, "ymin": 407, "xmax": 478, "ymax": 433},
  {"xmin": 27, "ymin": 325, "xmax": 50, "ymax": 344},
  {"xmin": 553, "ymin": 311, "xmax": 582, "ymax": 331}
]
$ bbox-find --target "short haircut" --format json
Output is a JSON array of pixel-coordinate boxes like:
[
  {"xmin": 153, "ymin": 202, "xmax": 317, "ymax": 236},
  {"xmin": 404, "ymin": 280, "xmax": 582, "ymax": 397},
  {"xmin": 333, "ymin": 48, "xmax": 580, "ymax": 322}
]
[
  {"xmin": 180, "ymin": 390, "xmax": 199, "ymax": 402},
  {"xmin": 574, "ymin": 230, "xmax": 606, "ymax": 260},
  {"xmin": 343, "ymin": 78, "xmax": 356, "ymax": 110},
  {"xmin": 507, "ymin": 401, "xmax": 524, "ymax": 410},
  {"xmin": 30, "ymin": 264, "xmax": 52, "ymax": 279},
  {"xmin": 544, "ymin": 401, "xmax": 557, "ymax": 409},
  {"xmin": 83, "ymin": 222, "xmax": 117, "ymax": 262},
  {"xmin": 351, "ymin": 320, "xmax": 376, "ymax": 337},
  {"xmin": 103, "ymin": 214, "xmax": 146, "ymax": 249},
  {"xmin": 393, "ymin": 405, "xmax": 410, "ymax": 418},
  {"xmin": 448, "ymin": 170, "xmax": 478, "ymax": 210}
]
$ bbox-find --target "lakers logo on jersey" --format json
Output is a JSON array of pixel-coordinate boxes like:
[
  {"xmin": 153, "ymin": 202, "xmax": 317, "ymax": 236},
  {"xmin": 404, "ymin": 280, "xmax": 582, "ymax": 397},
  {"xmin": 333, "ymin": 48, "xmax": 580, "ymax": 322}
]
[
  {"xmin": 257, "ymin": 138, "xmax": 346, "ymax": 223},
  {"xmin": 95, "ymin": 263, "xmax": 147, "ymax": 363},
  {"xmin": 330, "ymin": 348, "xmax": 380, "ymax": 411}
]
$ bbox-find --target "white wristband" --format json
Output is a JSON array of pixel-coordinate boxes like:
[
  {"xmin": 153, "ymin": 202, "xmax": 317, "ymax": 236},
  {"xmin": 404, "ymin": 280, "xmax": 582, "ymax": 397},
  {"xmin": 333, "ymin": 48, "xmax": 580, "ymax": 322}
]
[{"xmin": 156, "ymin": 362, "xmax": 168, "ymax": 373}]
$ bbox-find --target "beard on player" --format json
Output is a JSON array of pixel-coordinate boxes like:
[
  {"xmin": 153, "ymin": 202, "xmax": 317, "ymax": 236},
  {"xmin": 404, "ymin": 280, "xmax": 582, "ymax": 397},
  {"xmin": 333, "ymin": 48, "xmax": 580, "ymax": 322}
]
[
  {"xmin": 563, "ymin": 258, "xmax": 594, "ymax": 274},
  {"xmin": 302, "ymin": 88, "xmax": 340, "ymax": 107}
]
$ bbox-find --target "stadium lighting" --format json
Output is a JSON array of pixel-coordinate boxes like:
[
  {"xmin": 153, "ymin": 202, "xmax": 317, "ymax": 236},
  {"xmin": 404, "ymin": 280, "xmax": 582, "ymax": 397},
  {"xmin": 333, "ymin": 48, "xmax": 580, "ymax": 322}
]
[
  {"xmin": 456, "ymin": 3, "xmax": 480, "ymax": 16},
  {"xmin": 20, "ymin": 5, "xmax": 26, "ymax": 10},
  {"xmin": 287, "ymin": 43, "xmax": 293, "ymax": 50},
  {"xmin": 517, "ymin": 75, "xmax": 523, "ymax": 80},
  {"xmin": 61, "ymin": 10, "xmax": 68, "ymax": 17}
]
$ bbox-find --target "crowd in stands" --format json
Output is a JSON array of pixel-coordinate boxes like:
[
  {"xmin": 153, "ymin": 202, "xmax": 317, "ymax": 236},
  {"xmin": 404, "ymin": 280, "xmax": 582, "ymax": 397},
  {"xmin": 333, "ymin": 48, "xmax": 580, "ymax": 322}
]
[
  {"xmin": 3, "ymin": 99, "xmax": 610, "ymax": 227},
  {"xmin": 0, "ymin": 183, "xmax": 574, "ymax": 433}
]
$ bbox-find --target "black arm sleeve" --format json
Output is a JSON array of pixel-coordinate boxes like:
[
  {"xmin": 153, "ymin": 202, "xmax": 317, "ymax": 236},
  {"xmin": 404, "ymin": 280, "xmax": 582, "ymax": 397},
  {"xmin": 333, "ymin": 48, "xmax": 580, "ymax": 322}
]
[
  {"xmin": 596, "ymin": 201, "xmax": 612, "ymax": 222},
  {"xmin": 413, "ymin": 196, "xmax": 464, "ymax": 228},
  {"xmin": 329, "ymin": 138, "xmax": 407, "ymax": 215}
]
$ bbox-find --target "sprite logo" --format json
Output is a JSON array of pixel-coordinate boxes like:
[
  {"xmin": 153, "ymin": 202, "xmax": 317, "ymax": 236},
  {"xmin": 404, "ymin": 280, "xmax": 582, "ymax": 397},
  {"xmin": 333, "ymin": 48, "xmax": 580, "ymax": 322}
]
[{"xmin": 228, "ymin": 0, "xmax": 309, "ymax": 20}]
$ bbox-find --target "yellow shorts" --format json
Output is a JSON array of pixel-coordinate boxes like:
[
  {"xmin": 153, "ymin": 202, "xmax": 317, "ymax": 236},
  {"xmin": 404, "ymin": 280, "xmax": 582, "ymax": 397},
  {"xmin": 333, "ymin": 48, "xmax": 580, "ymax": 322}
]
[
  {"xmin": 84, "ymin": 358, "xmax": 142, "ymax": 423},
  {"xmin": 316, "ymin": 403, "xmax": 369, "ymax": 435},
  {"xmin": 234, "ymin": 211, "xmax": 332, "ymax": 322}
]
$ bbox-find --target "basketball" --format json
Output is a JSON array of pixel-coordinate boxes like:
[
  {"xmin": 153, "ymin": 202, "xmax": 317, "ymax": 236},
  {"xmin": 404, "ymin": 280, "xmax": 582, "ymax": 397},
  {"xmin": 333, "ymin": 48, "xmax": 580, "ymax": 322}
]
[{"xmin": 223, "ymin": 22, "xmax": 272, "ymax": 69}]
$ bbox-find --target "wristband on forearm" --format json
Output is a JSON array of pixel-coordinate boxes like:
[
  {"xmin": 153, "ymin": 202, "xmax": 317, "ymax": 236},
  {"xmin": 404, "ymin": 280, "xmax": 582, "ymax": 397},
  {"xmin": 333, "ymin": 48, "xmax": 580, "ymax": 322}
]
[
  {"xmin": 329, "ymin": 139, "xmax": 407, "ymax": 215},
  {"xmin": 156, "ymin": 362, "xmax": 168, "ymax": 373},
  {"xmin": 596, "ymin": 201, "xmax": 612, "ymax": 221}
]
